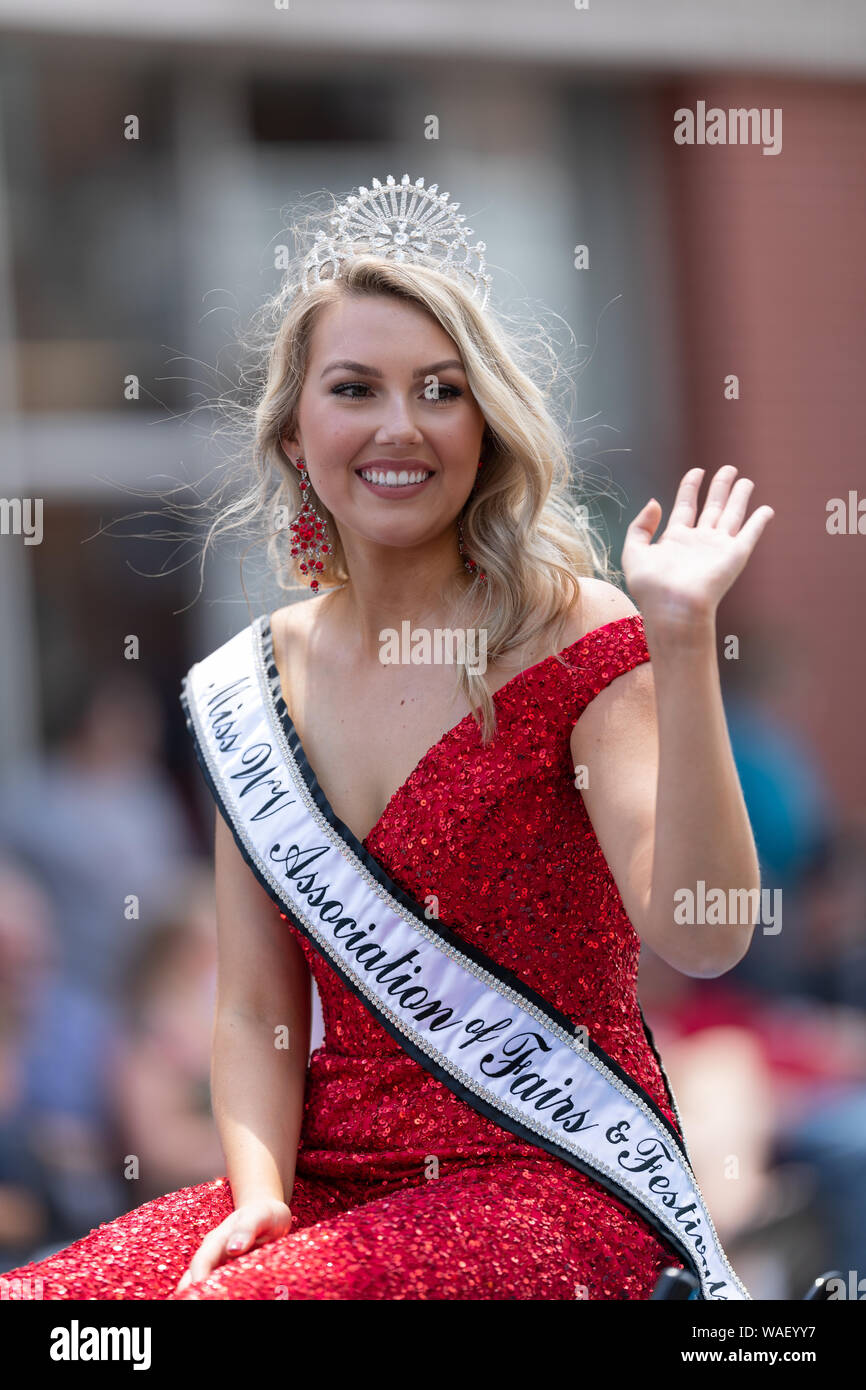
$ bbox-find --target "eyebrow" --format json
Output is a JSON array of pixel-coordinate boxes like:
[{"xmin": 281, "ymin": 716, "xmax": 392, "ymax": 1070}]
[{"xmin": 320, "ymin": 358, "xmax": 465, "ymax": 380}]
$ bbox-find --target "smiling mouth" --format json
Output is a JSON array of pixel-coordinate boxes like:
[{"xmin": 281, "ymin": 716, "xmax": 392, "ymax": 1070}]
[{"xmin": 356, "ymin": 467, "xmax": 434, "ymax": 488}]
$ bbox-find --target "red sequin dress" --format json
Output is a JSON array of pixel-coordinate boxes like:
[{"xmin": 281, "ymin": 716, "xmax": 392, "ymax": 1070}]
[{"xmin": 4, "ymin": 614, "xmax": 687, "ymax": 1300}]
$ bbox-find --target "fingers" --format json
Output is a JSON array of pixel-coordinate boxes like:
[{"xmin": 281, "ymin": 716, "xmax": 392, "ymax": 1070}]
[
  {"xmin": 716, "ymin": 476, "xmax": 755, "ymax": 534},
  {"xmin": 667, "ymin": 468, "xmax": 706, "ymax": 528},
  {"xmin": 626, "ymin": 497, "xmax": 662, "ymax": 545},
  {"xmin": 227, "ymin": 1230, "xmax": 254, "ymax": 1253},
  {"xmin": 696, "ymin": 465, "xmax": 739, "ymax": 528},
  {"xmin": 175, "ymin": 1226, "xmax": 242, "ymax": 1294},
  {"xmin": 636, "ymin": 467, "xmax": 772, "ymax": 545},
  {"xmin": 172, "ymin": 1200, "xmax": 293, "ymax": 1296},
  {"xmin": 693, "ymin": 466, "xmax": 773, "ymax": 541},
  {"xmin": 734, "ymin": 503, "xmax": 775, "ymax": 552}
]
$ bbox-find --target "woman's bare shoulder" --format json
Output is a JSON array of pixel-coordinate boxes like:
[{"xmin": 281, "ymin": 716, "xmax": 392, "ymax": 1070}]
[
  {"xmin": 269, "ymin": 593, "xmax": 336, "ymax": 714},
  {"xmin": 270, "ymin": 591, "xmax": 336, "ymax": 641},
  {"xmin": 556, "ymin": 576, "xmax": 640, "ymax": 648}
]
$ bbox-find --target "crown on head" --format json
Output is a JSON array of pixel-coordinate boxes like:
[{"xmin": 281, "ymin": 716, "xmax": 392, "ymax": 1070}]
[{"xmin": 301, "ymin": 173, "xmax": 492, "ymax": 309}]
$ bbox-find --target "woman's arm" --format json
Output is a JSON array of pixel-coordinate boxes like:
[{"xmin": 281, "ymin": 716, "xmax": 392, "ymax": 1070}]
[
  {"xmin": 570, "ymin": 605, "xmax": 759, "ymax": 978},
  {"xmin": 211, "ymin": 809, "xmax": 312, "ymax": 1207},
  {"xmin": 570, "ymin": 466, "xmax": 773, "ymax": 979}
]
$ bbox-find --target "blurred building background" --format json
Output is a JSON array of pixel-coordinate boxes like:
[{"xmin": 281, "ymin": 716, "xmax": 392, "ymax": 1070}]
[{"xmin": 0, "ymin": 0, "xmax": 864, "ymax": 1298}]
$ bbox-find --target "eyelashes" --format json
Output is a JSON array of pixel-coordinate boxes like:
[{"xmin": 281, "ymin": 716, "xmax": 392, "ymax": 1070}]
[{"xmin": 330, "ymin": 382, "xmax": 464, "ymax": 405}]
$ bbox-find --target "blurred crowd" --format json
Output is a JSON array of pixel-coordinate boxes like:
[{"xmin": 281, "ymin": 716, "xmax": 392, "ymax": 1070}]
[
  {"xmin": 641, "ymin": 671, "xmax": 866, "ymax": 1298},
  {"xmin": 0, "ymin": 669, "xmax": 223, "ymax": 1271},
  {"xmin": 0, "ymin": 662, "xmax": 863, "ymax": 1298}
]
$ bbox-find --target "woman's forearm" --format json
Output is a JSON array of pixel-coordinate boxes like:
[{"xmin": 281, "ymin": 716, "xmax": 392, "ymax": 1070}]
[
  {"xmin": 642, "ymin": 613, "xmax": 761, "ymax": 977},
  {"xmin": 211, "ymin": 1008, "xmax": 310, "ymax": 1208}
]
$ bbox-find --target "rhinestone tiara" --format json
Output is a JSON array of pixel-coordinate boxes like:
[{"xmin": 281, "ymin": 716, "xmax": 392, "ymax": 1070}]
[{"xmin": 301, "ymin": 173, "xmax": 492, "ymax": 309}]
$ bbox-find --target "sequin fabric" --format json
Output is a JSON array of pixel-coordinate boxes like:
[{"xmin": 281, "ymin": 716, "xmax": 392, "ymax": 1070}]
[{"xmin": 4, "ymin": 614, "xmax": 686, "ymax": 1300}]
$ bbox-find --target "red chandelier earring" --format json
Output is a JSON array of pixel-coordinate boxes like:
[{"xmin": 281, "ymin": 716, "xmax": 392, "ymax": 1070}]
[
  {"xmin": 289, "ymin": 458, "xmax": 330, "ymax": 592},
  {"xmin": 458, "ymin": 457, "xmax": 487, "ymax": 583}
]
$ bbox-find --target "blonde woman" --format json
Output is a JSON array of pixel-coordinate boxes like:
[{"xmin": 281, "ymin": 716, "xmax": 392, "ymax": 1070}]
[{"xmin": 5, "ymin": 175, "xmax": 771, "ymax": 1301}]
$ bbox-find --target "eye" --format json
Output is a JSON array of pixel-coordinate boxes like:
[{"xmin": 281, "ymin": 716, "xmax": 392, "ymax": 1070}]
[
  {"xmin": 424, "ymin": 384, "xmax": 463, "ymax": 405},
  {"xmin": 330, "ymin": 382, "xmax": 373, "ymax": 400},
  {"xmin": 330, "ymin": 382, "xmax": 464, "ymax": 404}
]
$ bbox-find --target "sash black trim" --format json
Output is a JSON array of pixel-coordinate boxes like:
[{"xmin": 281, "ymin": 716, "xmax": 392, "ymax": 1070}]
[{"xmin": 636, "ymin": 1002, "xmax": 695, "ymax": 1171}]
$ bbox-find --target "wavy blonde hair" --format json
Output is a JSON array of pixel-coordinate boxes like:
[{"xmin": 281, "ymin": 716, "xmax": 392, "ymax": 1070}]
[{"xmin": 172, "ymin": 199, "xmax": 621, "ymax": 742}]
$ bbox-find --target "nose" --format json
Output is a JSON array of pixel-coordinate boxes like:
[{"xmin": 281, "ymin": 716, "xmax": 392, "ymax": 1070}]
[{"xmin": 373, "ymin": 393, "xmax": 424, "ymax": 446}]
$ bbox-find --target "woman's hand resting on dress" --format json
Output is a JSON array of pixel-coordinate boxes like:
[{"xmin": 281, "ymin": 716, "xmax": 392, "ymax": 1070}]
[{"xmin": 173, "ymin": 1196, "xmax": 293, "ymax": 1295}]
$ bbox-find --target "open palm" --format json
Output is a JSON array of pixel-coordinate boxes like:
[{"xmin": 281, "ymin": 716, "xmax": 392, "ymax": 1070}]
[{"xmin": 622, "ymin": 465, "xmax": 774, "ymax": 627}]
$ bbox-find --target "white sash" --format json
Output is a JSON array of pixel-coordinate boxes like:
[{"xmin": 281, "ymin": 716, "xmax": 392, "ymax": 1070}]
[{"xmin": 180, "ymin": 615, "xmax": 751, "ymax": 1302}]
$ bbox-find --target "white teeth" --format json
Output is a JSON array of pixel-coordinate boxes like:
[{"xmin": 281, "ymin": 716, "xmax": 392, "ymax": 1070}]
[{"xmin": 359, "ymin": 468, "xmax": 432, "ymax": 487}]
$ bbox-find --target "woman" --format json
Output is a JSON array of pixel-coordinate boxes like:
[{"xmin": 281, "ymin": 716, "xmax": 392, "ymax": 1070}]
[{"xmin": 4, "ymin": 174, "xmax": 772, "ymax": 1300}]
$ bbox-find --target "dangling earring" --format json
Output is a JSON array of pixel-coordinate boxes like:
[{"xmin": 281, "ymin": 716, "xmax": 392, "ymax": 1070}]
[
  {"xmin": 289, "ymin": 458, "xmax": 330, "ymax": 592},
  {"xmin": 458, "ymin": 457, "xmax": 487, "ymax": 583}
]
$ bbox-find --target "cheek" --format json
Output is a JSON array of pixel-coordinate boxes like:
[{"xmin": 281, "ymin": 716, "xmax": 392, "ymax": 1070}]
[
  {"xmin": 307, "ymin": 400, "xmax": 363, "ymax": 455},
  {"xmin": 436, "ymin": 410, "xmax": 482, "ymax": 445}
]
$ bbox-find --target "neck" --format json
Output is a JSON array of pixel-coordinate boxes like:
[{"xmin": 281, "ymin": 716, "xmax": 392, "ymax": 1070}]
[{"xmin": 323, "ymin": 527, "xmax": 477, "ymax": 659}]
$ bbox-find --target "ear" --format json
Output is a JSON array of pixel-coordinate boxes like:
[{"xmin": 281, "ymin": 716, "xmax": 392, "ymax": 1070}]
[{"xmin": 278, "ymin": 430, "xmax": 300, "ymax": 464}]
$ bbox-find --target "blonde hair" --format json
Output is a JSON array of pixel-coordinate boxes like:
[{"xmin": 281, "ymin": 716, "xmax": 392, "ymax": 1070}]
[{"xmin": 165, "ymin": 198, "xmax": 622, "ymax": 741}]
